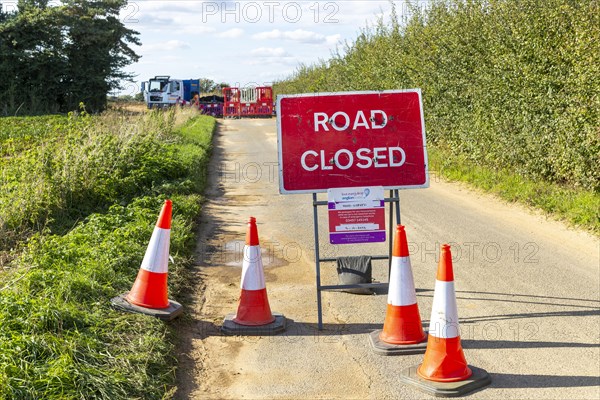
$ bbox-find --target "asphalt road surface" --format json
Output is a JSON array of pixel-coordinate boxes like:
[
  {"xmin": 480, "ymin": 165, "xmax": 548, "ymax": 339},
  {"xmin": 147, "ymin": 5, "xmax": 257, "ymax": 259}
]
[{"xmin": 175, "ymin": 118, "xmax": 600, "ymax": 399}]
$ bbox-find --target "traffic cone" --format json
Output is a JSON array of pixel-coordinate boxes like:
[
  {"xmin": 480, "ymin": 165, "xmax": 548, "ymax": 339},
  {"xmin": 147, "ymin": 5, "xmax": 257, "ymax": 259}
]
[
  {"xmin": 369, "ymin": 225, "xmax": 427, "ymax": 355},
  {"xmin": 234, "ymin": 216, "xmax": 274, "ymax": 325},
  {"xmin": 400, "ymin": 244, "xmax": 490, "ymax": 396},
  {"xmin": 418, "ymin": 244, "xmax": 471, "ymax": 381},
  {"xmin": 222, "ymin": 217, "xmax": 286, "ymax": 335},
  {"xmin": 111, "ymin": 200, "xmax": 182, "ymax": 321}
]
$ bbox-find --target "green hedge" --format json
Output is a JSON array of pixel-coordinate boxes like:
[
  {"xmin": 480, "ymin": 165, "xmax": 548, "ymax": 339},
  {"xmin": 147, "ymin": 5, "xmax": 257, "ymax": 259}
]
[{"xmin": 275, "ymin": 0, "xmax": 599, "ymax": 192}]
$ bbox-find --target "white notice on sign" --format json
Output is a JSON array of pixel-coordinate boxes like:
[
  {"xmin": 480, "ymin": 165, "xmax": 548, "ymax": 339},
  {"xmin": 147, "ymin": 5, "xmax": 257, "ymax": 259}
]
[{"xmin": 327, "ymin": 186, "xmax": 386, "ymax": 244}]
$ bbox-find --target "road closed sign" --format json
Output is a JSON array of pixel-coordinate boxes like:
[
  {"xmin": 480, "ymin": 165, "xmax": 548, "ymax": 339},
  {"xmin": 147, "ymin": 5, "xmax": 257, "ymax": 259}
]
[{"xmin": 277, "ymin": 90, "xmax": 429, "ymax": 194}]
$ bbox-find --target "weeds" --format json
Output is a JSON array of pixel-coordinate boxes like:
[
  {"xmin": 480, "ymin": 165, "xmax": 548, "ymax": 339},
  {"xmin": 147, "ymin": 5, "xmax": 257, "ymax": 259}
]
[
  {"xmin": 429, "ymin": 147, "xmax": 600, "ymax": 233},
  {"xmin": 0, "ymin": 108, "xmax": 215, "ymax": 399}
]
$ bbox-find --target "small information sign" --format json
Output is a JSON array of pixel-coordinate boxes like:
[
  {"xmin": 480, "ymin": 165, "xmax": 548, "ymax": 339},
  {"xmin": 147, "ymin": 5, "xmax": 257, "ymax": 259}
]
[{"xmin": 327, "ymin": 186, "xmax": 386, "ymax": 244}]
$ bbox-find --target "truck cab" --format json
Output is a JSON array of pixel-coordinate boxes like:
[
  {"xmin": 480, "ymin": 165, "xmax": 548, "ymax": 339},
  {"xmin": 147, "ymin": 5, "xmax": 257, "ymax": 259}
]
[{"xmin": 142, "ymin": 76, "xmax": 186, "ymax": 109}]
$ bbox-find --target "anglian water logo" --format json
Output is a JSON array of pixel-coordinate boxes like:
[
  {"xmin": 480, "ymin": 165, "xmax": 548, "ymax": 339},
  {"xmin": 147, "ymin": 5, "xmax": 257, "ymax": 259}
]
[{"xmin": 340, "ymin": 188, "xmax": 371, "ymax": 201}]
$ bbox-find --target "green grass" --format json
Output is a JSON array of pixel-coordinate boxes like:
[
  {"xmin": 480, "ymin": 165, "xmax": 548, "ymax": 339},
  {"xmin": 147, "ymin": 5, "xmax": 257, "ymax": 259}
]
[
  {"xmin": 428, "ymin": 146, "xmax": 600, "ymax": 234},
  {"xmin": 0, "ymin": 110, "xmax": 216, "ymax": 399}
]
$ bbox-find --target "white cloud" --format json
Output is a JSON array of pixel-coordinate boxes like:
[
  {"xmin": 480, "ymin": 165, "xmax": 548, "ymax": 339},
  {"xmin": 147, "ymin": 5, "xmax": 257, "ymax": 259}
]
[
  {"xmin": 244, "ymin": 47, "xmax": 298, "ymax": 67},
  {"xmin": 173, "ymin": 26, "xmax": 217, "ymax": 35},
  {"xmin": 253, "ymin": 29, "xmax": 342, "ymax": 46},
  {"xmin": 160, "ymin": 55, "xmax": 185, "ymax": 62},
  {"xmin": 135, "ymin": 14, "xmax": 176, "ymax": 27},
  {"xmin": 250, "ymin": 47, "xmax": 289, "ymax": 57},
  {"xmin": 117, "ymin": 1, "xmax": 398, "ymax": 94},
  {"xmin": 142, "ymin": 40, "xmax": 191, "ymax": 52},
  {"xmin": 216, "ymin": 28, "xmax": 244, "ymax": 38},
  {"xmin": 137, "ymin": 60, "xmax": 157, "ymax": 66},
  {"xmin": 325, "ymin": 34, "xmax": 342, "ymax": 46}
]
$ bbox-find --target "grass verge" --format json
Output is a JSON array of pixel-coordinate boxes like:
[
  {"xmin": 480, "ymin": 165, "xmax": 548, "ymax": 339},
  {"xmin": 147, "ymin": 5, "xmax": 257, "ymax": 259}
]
[
  {"xmin": 0, "ymin": 112, "xmax": 216, "ymax": 399},
  {"xmin": 428, "ymin": 146, "xmax": 600, "ymax": 235}
]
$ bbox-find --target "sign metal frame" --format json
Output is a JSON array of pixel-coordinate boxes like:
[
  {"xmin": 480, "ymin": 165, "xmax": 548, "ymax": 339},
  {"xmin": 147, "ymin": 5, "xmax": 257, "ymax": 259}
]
[{"xmin": 276, "ymin": 90, "xmax": 428, "ymax": 330}]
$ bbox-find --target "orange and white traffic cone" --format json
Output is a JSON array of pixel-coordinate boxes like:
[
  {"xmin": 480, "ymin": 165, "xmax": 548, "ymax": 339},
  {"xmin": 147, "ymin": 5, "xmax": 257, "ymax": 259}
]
[
  {"xmin": 369, "ymin": 225, "xmax": 427, "ymax": 355},
  {"xmin": 418, "ymin": 244, "xmax": 470, "ymax": 381},
  {"xmin": 126, "ymin": 200, "xmax": 172, "ymax": 309},
  {"xmin": 401, "ymin": 244, "xmax": 490, "ymax": 396},
  {"xmin": 234, "ymin": 216, "xmax": 274, "ymax": 325},
  {"xmin": 222, "ymin": 217, "xmax": 286, "ymax": 335},
  {"xmin": 111, "ymin": 200, "xmax": 183, "ymax": 321}
]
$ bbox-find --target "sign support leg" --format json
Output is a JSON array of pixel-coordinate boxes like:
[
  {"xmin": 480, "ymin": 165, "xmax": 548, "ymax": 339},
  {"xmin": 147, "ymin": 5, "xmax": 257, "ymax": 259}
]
[
  {"xmin": 388, "ymin": 190, "xmax": 394, "ymax": 274},
  {"xmin": 395, "ymin": 189, "xmax": 401, "ymax": 225},
  {"xmin": 313, "ymin": 193, "xmax": 324, "ymax": 331},
  {"xmin": 313, "ymin": 191, "xmax": 401, "ymax": 331}
]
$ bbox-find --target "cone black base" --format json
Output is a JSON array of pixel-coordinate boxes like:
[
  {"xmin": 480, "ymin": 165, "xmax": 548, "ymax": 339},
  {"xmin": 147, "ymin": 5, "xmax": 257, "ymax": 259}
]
[
  {"xmin": 111, "ymin": 292, "xmax": 183, "ymax": 321},
  {"xmin": 400, "ymin": 365, "xmax": 491, "ymax": 397},
  {"xmin": 368, "ymin": 330, "xmax": 428, "ymax": 355},
  {"xmin": 221, "ymin": 312, "xmax": 286, "ymax": 336}
]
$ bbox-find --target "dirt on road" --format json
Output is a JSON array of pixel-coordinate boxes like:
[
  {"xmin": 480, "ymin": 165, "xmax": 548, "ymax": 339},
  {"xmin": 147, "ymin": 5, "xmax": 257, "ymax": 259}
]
[{"xmin": 174, "ymin": 119, "xmax": 600, "ymax": 400}]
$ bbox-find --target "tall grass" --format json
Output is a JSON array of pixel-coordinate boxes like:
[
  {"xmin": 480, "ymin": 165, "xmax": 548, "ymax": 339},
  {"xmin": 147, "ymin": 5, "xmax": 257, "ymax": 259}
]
[
  {"xmin": 0, "ymin": 108, "xmax": 193, "ymax": 247},
  {"xmin": 0, "ymin": 108, "xmax": 216, "ymax": 399}
]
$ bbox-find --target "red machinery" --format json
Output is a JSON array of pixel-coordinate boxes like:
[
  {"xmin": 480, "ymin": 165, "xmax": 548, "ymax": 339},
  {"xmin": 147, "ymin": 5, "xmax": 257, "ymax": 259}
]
[
  {"xmin": 223, "ymin": 87, "xmax": 241, "ymax": 118},
  {"xmin": 223, "ymin": 86, "xmax": 273, "ymax": 118},
  {"xmin": 256, "ymin": 87, "xmax": 274, "ymax": 117}
]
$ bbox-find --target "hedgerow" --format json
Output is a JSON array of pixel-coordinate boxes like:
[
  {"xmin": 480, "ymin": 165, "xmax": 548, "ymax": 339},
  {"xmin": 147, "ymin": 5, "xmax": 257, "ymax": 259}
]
[{"xmin": 275, "ymin": 0, "xmax": 599, "ymax": 192}]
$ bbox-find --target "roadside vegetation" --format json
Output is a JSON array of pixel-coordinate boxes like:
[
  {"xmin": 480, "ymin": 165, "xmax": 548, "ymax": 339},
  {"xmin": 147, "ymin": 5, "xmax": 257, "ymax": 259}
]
[
  {"xmin": 274, "ymin": 0, "xmax": 599, "ymax": 233},
  {"xmin": 0, "ymin": 108, "xmax": 215, "ymax": 399}
]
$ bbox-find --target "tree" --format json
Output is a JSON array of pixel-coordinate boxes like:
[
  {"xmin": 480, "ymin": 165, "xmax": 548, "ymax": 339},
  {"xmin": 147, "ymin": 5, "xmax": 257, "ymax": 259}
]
[
  {"xmin": 198, "ymin": 78, "xmax": 216, "ymax": 93},
  {"xmin": 215, "ymin": 82, "xmax": 231, "ymax": 91},
  {"xmin": 62, "ymin": 0, "xmax": 140, "ymax": 112},
  {"xmin": 0, "ymin": 0, "xmax": 140, "ymax": 114},
  {"xmin": 0, "ymin": 0, "xmax": 67, "ymax": 113}
]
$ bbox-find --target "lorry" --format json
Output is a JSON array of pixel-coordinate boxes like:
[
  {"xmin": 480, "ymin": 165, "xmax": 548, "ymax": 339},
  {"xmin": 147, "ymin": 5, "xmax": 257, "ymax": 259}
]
[{"xmin": 140, "ymin": 76, "xmax": 200, "ymax": 109}]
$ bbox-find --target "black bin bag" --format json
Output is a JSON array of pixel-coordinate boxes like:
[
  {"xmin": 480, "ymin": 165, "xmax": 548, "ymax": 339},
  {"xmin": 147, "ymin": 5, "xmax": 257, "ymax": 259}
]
[{"xmin": 336, "ymin": 255, "xmax": 373, "ymax": 295}]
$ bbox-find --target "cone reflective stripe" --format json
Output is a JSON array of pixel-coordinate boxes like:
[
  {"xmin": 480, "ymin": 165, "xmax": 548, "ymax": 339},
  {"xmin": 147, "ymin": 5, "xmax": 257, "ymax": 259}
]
[
  {"xmin": 379, "ymin": 225, "xmax": 426, "ymax": 344},
  {"xmin": 126, "ymin": 200, "xmax": 172, "ymax": 309},
  {"xmin": 233, "ymin": 217, "xmax": 275, "ymax": 326},
  {"xmin": 240, "ymin": 245, "xmax": 266, "ymax": 290},
  {"xmin": 417, "ymin": 244, "xmax": 472, "ymax": 382},
  {"xmin": 428, "ymin": 281, "xmax": 460, "ymax": 339}
]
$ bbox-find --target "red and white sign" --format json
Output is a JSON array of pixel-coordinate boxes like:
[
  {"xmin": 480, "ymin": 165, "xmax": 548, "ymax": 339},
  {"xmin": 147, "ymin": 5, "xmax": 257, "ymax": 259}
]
[{"xmin": 277, "ymin": 90, "xmax": 429, "ymax": 194}]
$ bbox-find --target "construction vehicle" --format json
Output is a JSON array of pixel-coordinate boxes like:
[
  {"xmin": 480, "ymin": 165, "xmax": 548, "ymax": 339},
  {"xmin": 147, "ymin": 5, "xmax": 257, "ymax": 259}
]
[
  {"xmin": 140, "ymin": 76, "xmax": 200, "ymax": 109},
  {"xmin": 140, "ymin": 76, "xmax": 273, "ymax": 118},
  {"xmin": 222, "ymin": 86, "xmax": 273, "ymax": 118}
]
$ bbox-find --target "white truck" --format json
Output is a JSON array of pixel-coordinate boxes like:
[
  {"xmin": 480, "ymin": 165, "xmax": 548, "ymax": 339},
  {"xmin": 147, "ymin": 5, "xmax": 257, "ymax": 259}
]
[{"xmin": 140, "ymin": 76, "xmax": 200, "ymax": 109}]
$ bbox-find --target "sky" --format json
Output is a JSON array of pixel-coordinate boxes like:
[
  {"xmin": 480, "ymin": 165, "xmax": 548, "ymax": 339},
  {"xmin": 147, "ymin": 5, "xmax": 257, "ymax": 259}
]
[{"xmin": 115, "ymin": 1, "xmax": 422, "ymax": 95}]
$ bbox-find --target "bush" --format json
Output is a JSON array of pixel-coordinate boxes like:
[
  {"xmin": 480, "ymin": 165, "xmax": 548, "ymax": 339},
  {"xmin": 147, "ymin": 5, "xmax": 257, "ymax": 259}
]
[{"xmin": 274, "ymin": 0, "xmax": 600, "ymax": 192}]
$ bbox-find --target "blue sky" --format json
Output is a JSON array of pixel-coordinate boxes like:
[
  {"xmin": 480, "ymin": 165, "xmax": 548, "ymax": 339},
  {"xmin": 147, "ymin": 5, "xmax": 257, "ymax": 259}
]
[{"xmin": 116, "ymin": 1, "xmax": 414, "ymax": 95}]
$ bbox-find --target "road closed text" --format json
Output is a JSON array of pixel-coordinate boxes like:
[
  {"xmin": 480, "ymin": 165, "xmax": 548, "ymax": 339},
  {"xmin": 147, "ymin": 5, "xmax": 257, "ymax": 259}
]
[
  {"xmin": 300, "ymin": 147, "xmax": 406, "ymax": 171},
  {"xmin": 314, "ymin": 110, "xmax": 387, "ymax": 131},
  {"xmin": 277, "ymin": 90, "xmax": 428, "ymax": 192}
]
